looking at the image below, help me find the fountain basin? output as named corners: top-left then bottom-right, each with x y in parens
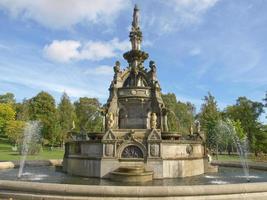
top-left (1, 162), bottom-right (267, 199)
top-left (1, 180), bottom-right (267, 200)
top-left (110, 165), bottom-right (153, 182)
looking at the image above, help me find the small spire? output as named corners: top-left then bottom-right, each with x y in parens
top-left (132, 4), bottom-right (140, 29)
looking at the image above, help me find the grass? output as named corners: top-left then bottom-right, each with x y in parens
top-left (0, 137), bottom-right (64, 161)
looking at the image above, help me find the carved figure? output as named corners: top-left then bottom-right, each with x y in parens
top-left (114, 61), bottom-right (120, 74)
top-left (106, 112), bottom-right (114, 129)
top-left (150, 112), bottom-right (157, 129)
top-left (132, 4), bottom-right (139, 29)
top-left (149, 60), bottom-right (156, 72)
top-left (195, 120), bottom-right (201, 133)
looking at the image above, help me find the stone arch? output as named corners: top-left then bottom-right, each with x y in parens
top-left (117, 141), bottom-right (147, 159)
top-left (122, 71), bottom-right (149, 87)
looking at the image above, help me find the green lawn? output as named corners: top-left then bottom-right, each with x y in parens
top-left (0, 137), bottom-right (64, 161)
top-left (216, 154), bottom-right (244, 161)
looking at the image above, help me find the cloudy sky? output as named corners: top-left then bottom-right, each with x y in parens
top-left (0, 0), bottom-right (266, 122)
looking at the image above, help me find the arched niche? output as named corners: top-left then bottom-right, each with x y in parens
top-left (117, 142), bottom-right (147, 159)
top-left (121, 145), bottom-right (143, 158)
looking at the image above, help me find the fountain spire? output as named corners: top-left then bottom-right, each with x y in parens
top-left (130, 4), bottom-right (142, 51)
top-left (132, 4), bottom-right (140, 29)
top-left (123, 4), bottom-right (148, 70)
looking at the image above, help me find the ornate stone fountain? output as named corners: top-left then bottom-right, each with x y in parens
top-left (63, 5), bottom-right (216, 181)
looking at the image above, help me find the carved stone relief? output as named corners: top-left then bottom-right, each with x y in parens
top-left (150, 143), bottom-right (160, 157)
top-left (105, 144), bottom-right (114, 157)
top-left (186, 144), bottom-right (193, 155)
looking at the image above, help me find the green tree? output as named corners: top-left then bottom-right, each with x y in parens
top-left (0, 103), bottom-right (16, 135)
top-left (224, 97), bottom-right (264, 152)
top-left (28, 91), bottom-right (57, 145)
top-left (15, 99), bottom-right (30, 121)
top-left (162, 93), bottom-right (179, 131)
top-left (254, 124), bottom-right (267, 154)
top-left (232, 120), bottom-right (245, 140)
top-left (199, 92), bottom-right (221, 152)
top-left (58, 92), bottom-right (76, 146)
top-left (74, 97), bottom-right (102, 132)
top-left (0, 92), bottom-right (15, 104)
top-left (162, 93), bottom-right (195, 133)
top-left (4, 120), bottom-right (25, 145)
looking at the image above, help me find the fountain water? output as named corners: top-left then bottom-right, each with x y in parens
top-left (17, 121), bottom-right (41, 178)
top-left (216, 119), bottom-right (250, 182)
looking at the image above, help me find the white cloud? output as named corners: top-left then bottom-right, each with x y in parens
top-left (0, 0), bottom-right (129, 29)
top-left (43, 40), bottom-right (81, 63)
top-left (142, 0), bottom-right (219, 34)
top-left (43, 38), bottom-right (130, 63)
top-left (170, 0), bottom-right (219, 24)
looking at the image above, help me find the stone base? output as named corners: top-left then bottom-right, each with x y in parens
top-left (110, 166), bottom-right (153, 182)
top-left (204, 158), bottom-right (218, 173)
top-left (63, 157), bottom-right (209, 179)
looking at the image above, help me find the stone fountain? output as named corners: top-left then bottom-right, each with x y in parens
top-left (62, 4), bottom-right (216, 182)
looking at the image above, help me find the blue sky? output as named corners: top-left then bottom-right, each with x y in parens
top-left (0, 0), bottom-right (266, 123)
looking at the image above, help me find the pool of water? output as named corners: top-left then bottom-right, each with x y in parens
top-left (1, 166), bottom-right (267, 186)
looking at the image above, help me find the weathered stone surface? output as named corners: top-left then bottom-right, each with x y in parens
top-left (62, 5), bottom-right (210, 180)
top-left (1, 180), bottom-right (267, 199)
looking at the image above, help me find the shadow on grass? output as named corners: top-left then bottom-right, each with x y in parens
top-left (8, 153), bottom-right (20, 156)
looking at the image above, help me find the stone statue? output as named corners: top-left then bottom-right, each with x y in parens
top-left (149, 60), bottom-right (156, 72)
top-left (106, 112), bottom-right (114, 129)
top-left (114, 61), bottom-right (120, 74)
top-left (150, 112), bottom-right (157, 129)
top-left (195, 120), bottom-right (201, 133)
top-left (132, 4), bottom-right (139, 29)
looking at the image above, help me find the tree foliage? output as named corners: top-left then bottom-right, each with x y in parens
top-left (74, 97), bottom-right (102, 132)
top-left (58, 92), bottom-right (76, 145)
top-left (0, 103), bottom-right (16, 135)
top-left (4, 120), bottom-right (25, 145)
top-left (199, 92), bottom-right (221, 151)
top-left (28, 91), bottom-right (57, 144)
top-left (162, 93), bottom-right (195, 133)
top-left (224, 97), bottom-right (264, 151)
top-left (0, 93), bottom-right (15, 104)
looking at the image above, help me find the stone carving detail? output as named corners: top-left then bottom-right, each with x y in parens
top-left (105, 144), bottom-right (114, 157)
top-left (186, 144), bottom-right (193, 155)
top-left (106, 112), bottom-right (114, 129)
top-left (114, 61), bottom-right (120, 74)
top-left (150, 143), bottom-right (159, 157)
top-left (102, 130), bottom-right (116, 140)
top-left (121, 145), bottom-right (143, 158)
top-left (148, 129), bottom-right (161, 141)
top-left (105, 144), bottom-right (114, 156)
top-left (149, 60), bottom-right (156, 73)
top-left (150, 112), bottom-right (157, 129)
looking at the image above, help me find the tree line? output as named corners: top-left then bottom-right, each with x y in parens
top-left (0, 91), bottom-right (102, 147)
top-left (0, 91), bottom-right (266, 156)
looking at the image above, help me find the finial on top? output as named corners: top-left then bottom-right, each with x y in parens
top-left (132, 4), bottom-right (140, 29)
